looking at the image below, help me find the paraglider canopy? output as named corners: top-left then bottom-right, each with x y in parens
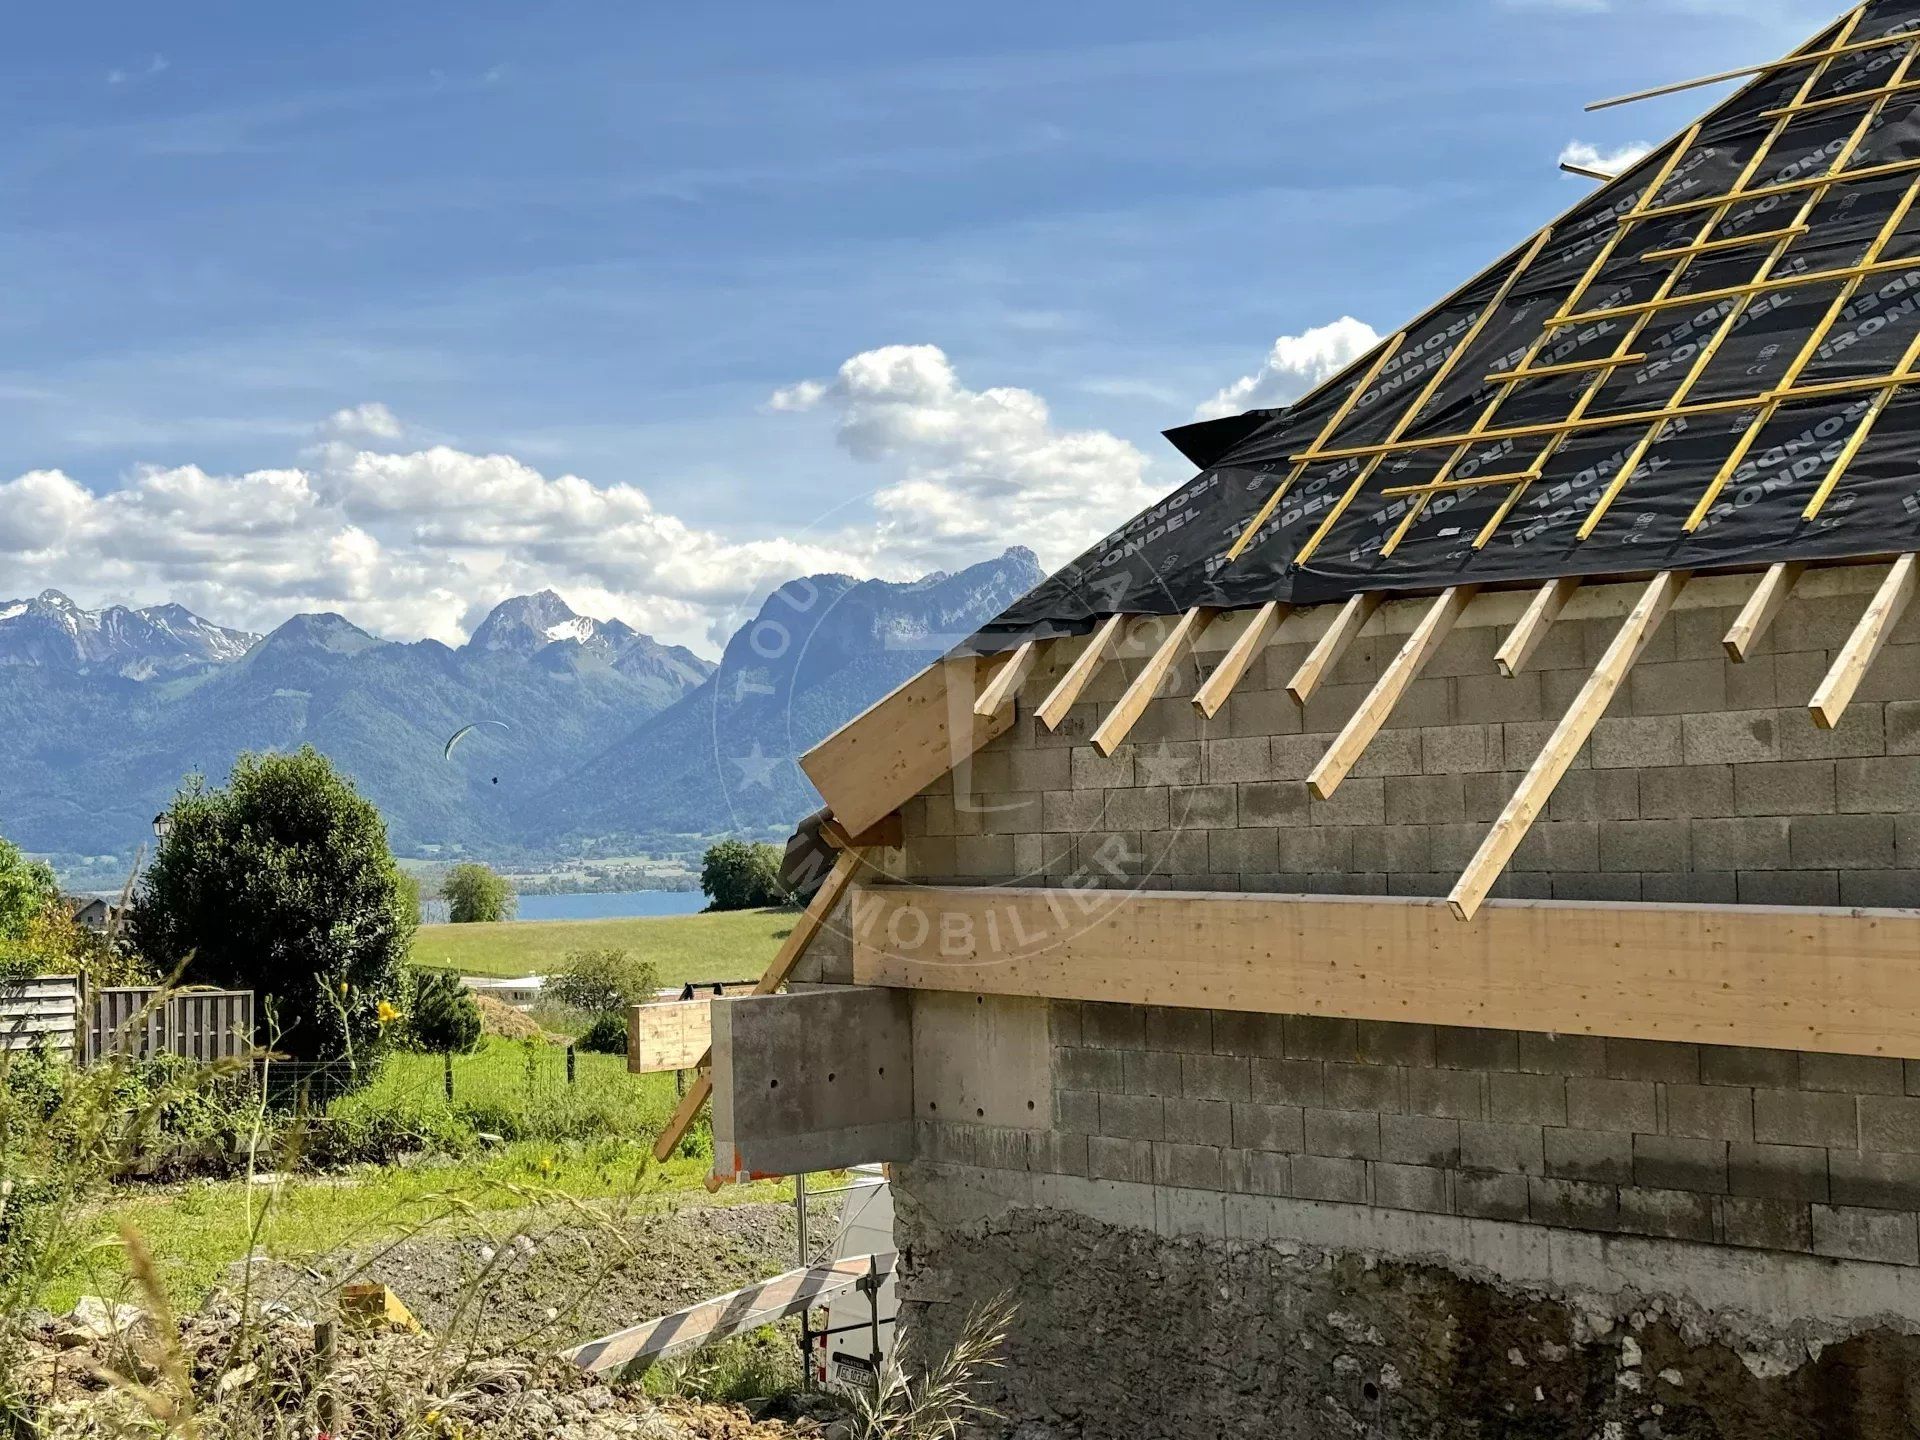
top-left (443, 720), bottom-right (509, 760)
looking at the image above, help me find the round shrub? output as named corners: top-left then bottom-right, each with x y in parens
top-left (576, 1012), bottom-right (628, 1055)
top-left (408, 970), bottom-right (483, 1055)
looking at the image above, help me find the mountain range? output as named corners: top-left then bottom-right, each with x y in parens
top-left (0, 548), bottom-right (1042, 867)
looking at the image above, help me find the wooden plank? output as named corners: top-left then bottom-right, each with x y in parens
top-left (1723, 562), bottom-right (1804, 661)
top-left (1811, 554), bottom-right (1918, 730)
top-left (1286, 593), bottom-right (1381, 705)
top-left (651, 849), bottom-right (865, 1162)
top-left (971, 640), bottom-right (1042, 718)
top-left (1090, 608), bottom-right (1213, 757)
top-left (627, 1000), bottom-right (712, 1074)
top-left (1449, 571), bottom-right (1687, 921)
top-left (1496, 577), bottom-right (1579, 677)
top-left (1193, 602), bottom-right (1289, 719)
top-left (799, 654), bottom-right (1015, 839)
top-left (565, 1253), bottom-right (896, 1376)
top-left (1308, 586), bottom-right (1476, 800)
top-left (852, 885), bottom-right (1920, 1059)
top-left (1034, 614), bottom-right (1124, 732)
top-left (1584, 19), bottom-right (1895, 111)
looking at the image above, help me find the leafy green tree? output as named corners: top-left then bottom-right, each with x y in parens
top-left (700, 839), bottom-right (787, 911)
top-left (128, 748), bottom-right (416, 1063)
top-left (576, 1012), bottom-right (628, 1055)
top-left (406, 969), bottom-right (482, 1055)
top-left (441, 862), bottom-right (516, 924)
top-left (0, 837), bottom-right (58, 948)
top-left (544, 947), bottom-right (660, 1015)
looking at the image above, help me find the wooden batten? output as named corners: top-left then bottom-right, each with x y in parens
top-left (651, 848), bottom-right (865, 1162)
top-left (1811, 554), bottom-right (1917, 730)
top-left (1286, 593), bottom-right (1382, 705)
top-left (853, 884), bottom-right (1920, 1059)
top-left (1724, 561), bottom-right (1804, 661)
top-left (1091, 608), bottom-right (1214, 757)
top-left (1496, 577), bottom-right (1579, 677)
top-left (971, 639), bottom-right (1043, 718)
top-left (1308, 586), bottom-right (1476, 800)
top-left (1193, 601), bottom-right (1288, 719)
top-left (1449, 570), bottom-right (1687, 922)
top-left (1035, 615), bottom-right (1124, 732)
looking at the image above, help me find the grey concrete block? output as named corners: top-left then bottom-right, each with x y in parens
top-left (1033, 1130), bottom-right (1090, 1178)
top-left (1162, 1097), bottom-right (1234, 1149)
top-left (1322, 1061), bottom-right (1403, 1113)
top-left (1454, 1169), bottom-right (1529, 1221)
top-left (1182, 1052), bottom-right (1252, 1103)
top-left (1755, 1089), bottom-right (1858, 1148)
top-left (1463, 771), bottom-right (1522, 822)
top-left (1529, 1176), bottom-right (1619, 1231)
top-left (1205, 736), bottom-right (1275, 784)
top-left (1380, 1113), bottom-right (1461, 1168)
top-left (1236, 780), bottom-right (1309, 828)
top-left (1633, 764), bottom-right (1731, 822)
top-left (1551, 873), bottom-right (1644, 902)
top-left (1566, 1077), bottom-right (1657, 1132)
top-left (1544, 1127), bottom-right (1633, 1184)
top-left (1407, 1066), bottom-right (1487, 1120)
top-left (1098, 1092), bottom-right (1164, 1141)
top-left (1460, 1119), bottom-right (1545, 1175)
top-left (1168, 783), bottom-right (1236, 828)
top-left (1207, 827), bottom-right (1277, 875)
top-left (1131, 698), bottom-right (1201, 746)
top-left (1211, 1010), bottom-right (1287, 1058)
top-left (1351, 727), bottom-right (1423, 778)
top-left (1372, 1161), bottom-right (1452, 1215)
top-left (1041, 788), bottom-right (1106, 832)
top-left (1488, 1071), bottom-right (1567, 1126)
top-left (1142, 1006), bottom-right (1211, 1053)
top-left (1733, 759), bottom-right (1836, 816)
top-left (1516, 1031), bottom-right (1609, 1077)
top-left (1800, 1051), bottom-right (1904, 1095)
top-left (1663, 1083), bottom-right (1754, 1141)
top-left (1274, 827), bottom-right (1356, 872)
top-left (1838, 756), bottom-right (1920, 816)
top-left (1811, 1204), bottom-right (1920, 1265)
top-left (1592, 715), bottom-right (1683, 769)
top-left (1082, 1002), bottom-right (1145, 1051)
top-left (1698, 1044), bottom-right (1797, 1088)
top-left (1088, 1134), bottom-right (1154, 1184)
top-left (1055, 1047), bottom-right (1124, 1092)
top-left (1859, 1094), bottom-right (1920, 1154)
top-left (1680, 710), bottom-right (1779, 765)
top-left (1549, 769), bottom-right (1641, 822)
top-left (1152, 1141), bottom-right (1224, 1191)
top-left (1384, 773), bottom-right (1467, 825)
top-left (1720, 1195), bottom-right (1813, 1252)
top-left (1840, 871), bottom-right (1920, 907)
top-left (1606, 1038), bottom-right (1700, 1084)
top-left (954, 833), bottom-right (1016, 876)
top-left (1223, 686), bottom-right (1303, 740)
top-left (1456, 670), bottom-right (1544, 724)
top-left (1234, 1147), bottom-right (1291, 1197)
top-left (1829, 1149), bottom-right (1920, 1211)
top-left (1232, 1101), bottom-right (1305, 1153)
top-left (1901, 815), bottom-right (1920, 868)
top-left (1736, 870), bottom-right (1840, 906)
top-left (1357, 1020), bottom-right (1435, 1068)
top-left (1048, 1001), bottom-right (1083, 1049)
top-left (1782, 704), bottom-right (1886, 760)
top-left (1307, 778), bottom-right (1386, 828)
top-left (1054, 1090), bottom-right (1100, 1135)
top-left (1013, 832), bottom-right (1075, 880)
top-left (1101, 787), bottom-right (1169, 831)
top-left (1354, 824), bottom-right (1434, 876)
top-left (1434, 1025), bottom-right (1519, 1072)
top-left (1512, 820), bottom-right (1599, 873)
top-left (1632, 659), bottom-right (1727, 717)
top-left (1289, 1154), bottom-right (1369, 1204)
top-left (1121, 1049), bottom-right (1181, 1097)
top-left (1071, 745), bottom-right (1135, 790)
top-left (1890, 699), bottom-right (1920, 755)
top-left (1729, 1142), bottom-right (1828, 1202)
top-left (1633, 1134), bottom-right (1728, 1193)
top-left (1251, 1057), bottom-right (1325, 1106)
top-left (1009, 746), bottom-right (1072, 793)
top-left (1617, 1185), bottom-right (1717, 1242)
top-left (1303, 1106), bottom-right (1381, 1160)
top-left (1789, 813), bottom-right (1897, 869)
top-left (1285, 1015), bottom-right (1361, 1062)
top-left (1422, 724), bottom-right (1503, 774)
top-left (1597, 819), bottom-right (1688, 873)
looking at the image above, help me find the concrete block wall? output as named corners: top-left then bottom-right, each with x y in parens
top-left (914, 1001), bottom-right (1920, 1267)
top-left (893, 588), bottom-right (1920, 906)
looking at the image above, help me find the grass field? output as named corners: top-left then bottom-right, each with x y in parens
top-left (411, 907), bottom-right (796, 983)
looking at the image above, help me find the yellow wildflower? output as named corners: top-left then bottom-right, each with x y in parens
top-left (377, 1000), bottom-right (400, 1025)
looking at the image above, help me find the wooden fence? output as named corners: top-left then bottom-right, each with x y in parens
top-left (87, 987), bottom-right (255, 1063)
top-left (0, 975), bottom-right (80, 1055)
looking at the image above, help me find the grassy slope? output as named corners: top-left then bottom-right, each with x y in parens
top-left (411, 907), bottom-right (796, 982)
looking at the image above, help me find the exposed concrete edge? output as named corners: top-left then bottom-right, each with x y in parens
top-left (901, 1162), bottom-right (1920, 1339)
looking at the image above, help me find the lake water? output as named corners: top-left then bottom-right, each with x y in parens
top-left (514, 890), bottom-right (707, 921)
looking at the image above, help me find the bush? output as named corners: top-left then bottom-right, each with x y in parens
top-left (700, 839), bottom-right (786, 911)
top-left (576, 1012), bottom-right (628, 1055)
top-left (407, 970), bottom-right (482, 1055)
top-left (129, 749), bottom-right (415, 1063)
top-left (441, 862), bottom-right (516, 924)
top-left (544, 948), bottom-right (660, 1016)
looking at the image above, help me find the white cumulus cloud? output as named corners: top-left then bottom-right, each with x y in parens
top-left (1195, 317), bottom-right (1384, 421)
top-left (1559, 140), bottom-right (1652, 176)
top-left (322, 401), bottom-right (405, 441)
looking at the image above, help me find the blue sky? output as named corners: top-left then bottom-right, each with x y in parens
top-left (0, 0), bottom-right (1845, 651)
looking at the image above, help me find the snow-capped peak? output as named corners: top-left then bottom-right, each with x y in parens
top-left (0, 592), bottom-right (260, 679)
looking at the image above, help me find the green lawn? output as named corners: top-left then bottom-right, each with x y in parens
top-left (411, 907), bottom-right (795, 983)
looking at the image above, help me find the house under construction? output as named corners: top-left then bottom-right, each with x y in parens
top-left (652, 3), bottom-right (1920, 1431)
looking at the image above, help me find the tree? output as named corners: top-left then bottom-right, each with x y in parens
top-left (128, 748), bottom-right (416, 1063)
top-left (543, 947), bottom-right (660, 1016)
top-left (0, 838), bottom-right (58, 949)
top-left (441, 862), bottom-right (516, 924)
top-left (700, 839), bottom-right (786, 911)
top-left (406, 969), bottom-right (482, 1055)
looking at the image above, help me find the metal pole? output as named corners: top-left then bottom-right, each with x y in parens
top-left (567, 1044), bottom-right (576, 1086)
top-left (443, 1050), bottom-right (453, 1101)
top-left (795, 1172), bottom-right (809, 1267)
top-left (867, 1257), bottom-right (882, 1372)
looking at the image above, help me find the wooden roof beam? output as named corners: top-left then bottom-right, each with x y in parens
top-left (1091, 608), bottom-right (1214, 757)
top-left (1496, 577), bottom-right (1579, 678)
top-left (1450, 571), bottom-right (1687, 921)
top-left (1811, 554), bottom-right (1916, 730)
top-left (1193, 602), bottom-right (1288, 720)
top-left (1723, 562), bottom-right (1803, 661)
top-left (1034, 615), bottom-right (1124, 732)
top-left (971, 639), bottom-right (1044, 718)
top-left (1286, 593), bottom-right (1381, 706)
top-left (1309, 586), bottom-right (1476, 800)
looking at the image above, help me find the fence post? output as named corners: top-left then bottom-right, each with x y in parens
top-left (443, 1050), bottom-right (454, 1101)
top-left (567, 1044), bottom-right (576, 1086)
